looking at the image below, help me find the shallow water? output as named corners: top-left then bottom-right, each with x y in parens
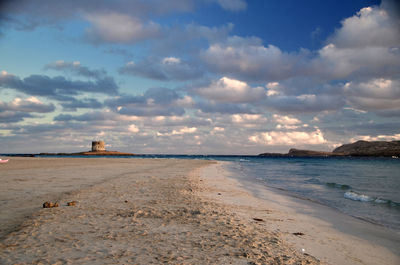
top-left (226, 157), bottom-right (400, 231)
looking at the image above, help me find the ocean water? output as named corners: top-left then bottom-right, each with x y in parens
top-left (4, 154), bottom-right (400, 230)
top-left (223, 156), bottom-right (400, 231)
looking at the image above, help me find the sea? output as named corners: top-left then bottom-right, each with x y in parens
top-left (5, 154), bottom-right (400, 231)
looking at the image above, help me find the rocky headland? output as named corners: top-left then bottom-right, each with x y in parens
top-left (259, 140), bottom-right (400, 157)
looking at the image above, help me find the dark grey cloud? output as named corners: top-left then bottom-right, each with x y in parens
top-left (1, 0), bottom-right (238, 46)
top-left (44, 61), bottom-right (107, 79)
top-left (0, 111), bottom-right (34, 123)
top-left (1, 0), bottom-right (196, 27)
top-left (325, 122), bottom-right (400, 137)
top-left (0, 97), bottom-right (55, 123)
top-left (0, 72), bottom-right (118, 100)
top-left (54, 111), bottom-right (114, 122)
top-left (195, 100), bottom-right (255, 114)
top-left (60, 98), bottom-right (103, 111)
top-left (0, 98), bottom-right (55, 113)
top-left (1, 0), bottom-right (244, 30)
top-left (105, 87), bottom-right (186, 116)
top-left (264, 94), bottom-right (345, 113)
top-left (119, 57), bottom-right (204, 81)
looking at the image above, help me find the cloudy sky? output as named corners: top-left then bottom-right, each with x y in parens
top-left (0, 0), bottom-right (399, 154)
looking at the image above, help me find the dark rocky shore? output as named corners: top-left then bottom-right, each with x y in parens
top-left (259, 140), bottom-right (400, 157)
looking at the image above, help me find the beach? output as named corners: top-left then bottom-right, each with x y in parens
top-left (0, 157), bottom-right (398, 264)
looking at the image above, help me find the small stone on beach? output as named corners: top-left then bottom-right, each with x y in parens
top-left (253, 218), bottom-right (264, 222)
top-left (43, 201), bottom-right (59, 208)
top-left (67, 201), bottom-right (78, 206)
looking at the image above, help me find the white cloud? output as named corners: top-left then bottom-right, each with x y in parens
top-left (330, 6), bottom-right (400, 48)
top-left (157, 126), bottom-right (197, 136)
top-left (344, 78), bottom-right (400, 110)
top-left (195, 77), bottom-right (266, 103)
top-left (316, 44), bottom-right (400, 79)
top-left (231, 114), bottom-right (265, 124)
top-left (350, 134), bottom-right (400, 142)
top-left (314, 3), bottom-right (400, 79)
top-left (249, 129), bottom-right (326, 146)
top-left (128, 124), bottom-right (139, 133)
top-left (85, 12), bottom-right (161, 43)
top-left (202, 37), bottom-right (302, 81)
top-left (172, 126), bottom-right (197, 135)
top-left (202, 2), bottom-right (399, 83)
top-left (273, 114), bottom-right (301, 125)
top-left (212, 126), bottom-right (225, 132)
top-left (162, 57), bottom-right (181, 64)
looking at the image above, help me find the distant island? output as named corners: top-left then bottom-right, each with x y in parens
top-left (38, 141), bottom-right (137, 157)
top-left (259, 140), bottom-right (400, 157)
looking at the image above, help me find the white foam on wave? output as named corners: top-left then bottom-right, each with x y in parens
top-left (344, 191), bottom-right (374, 202)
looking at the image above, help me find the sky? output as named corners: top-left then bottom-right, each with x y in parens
top-left (0, 0), bottom-right (399, 154)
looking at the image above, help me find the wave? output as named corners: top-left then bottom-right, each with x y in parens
top-left (344, 191), bottom-right (400, 207)
top-left (326, 182), bottom-right (351, 190)
top-left (344, 191), bottom-right (374, 202)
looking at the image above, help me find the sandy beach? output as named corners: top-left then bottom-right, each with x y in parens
top-left (0, 158), bottom-right (398, 264)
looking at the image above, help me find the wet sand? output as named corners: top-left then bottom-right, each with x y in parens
top-left (0, 157), bottom-right (397, 264)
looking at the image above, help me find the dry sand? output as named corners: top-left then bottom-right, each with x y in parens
top-left (0, 157), bottom-right (398, 264)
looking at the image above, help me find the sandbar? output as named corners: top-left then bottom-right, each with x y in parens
top-left (1, 157), bottom-right (398, 264)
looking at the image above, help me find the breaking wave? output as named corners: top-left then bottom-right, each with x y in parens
top-left (344, 191), bottom-right (400, 207)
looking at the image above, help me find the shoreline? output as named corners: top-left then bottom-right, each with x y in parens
top-left (199, 162), bottom-right (400, 265)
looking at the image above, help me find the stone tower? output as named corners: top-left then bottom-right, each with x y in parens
top-left (92, 141), bottom-right (106, 152)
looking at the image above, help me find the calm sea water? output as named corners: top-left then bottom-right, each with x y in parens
top-left (224, 156), bottom-right (400, 231)
top-left (5, 154), bottom-right (400, 230)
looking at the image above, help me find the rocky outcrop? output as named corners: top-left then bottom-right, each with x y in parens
top-left (259, 149), bottom-right (339, 157)
top-left (287, 148), bottom-right (338, 157)
top-left (259, 140), bottom-right (400, 157)
top-left (77, 151), bottom-right (136, 156)
top-left (332, 140), bottom-right (400, 156)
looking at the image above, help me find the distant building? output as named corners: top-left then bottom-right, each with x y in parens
top-left (92, 141), bottom-right (105, 152)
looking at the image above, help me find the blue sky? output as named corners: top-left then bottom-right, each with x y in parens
top-left (0, 0), bottom-right (399, 154)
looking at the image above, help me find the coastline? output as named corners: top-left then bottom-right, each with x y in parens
top-left (199, 162), bottom-right (400, 265)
